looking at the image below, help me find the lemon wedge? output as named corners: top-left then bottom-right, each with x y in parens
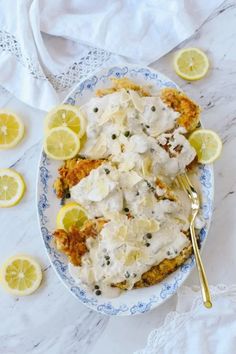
top-left (189, 129), bottom-right (222, 164)
top-left (174, 48), bottom-right (209, 81)
top-left (0, 255), bottom-right (42, 296)
top-left (44, 126), bottom-right (80, 160)
top-left (0, 110), bottom-right (24, 149)
top-left (44, 104), bottom-right (86, 138)
top-left (56, 202), bottom-right (88, 232)
top-left (0, 169), bottom-right (25, 208)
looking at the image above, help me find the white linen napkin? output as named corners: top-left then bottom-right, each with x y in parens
top-left (135, 285), bottom-right (236, 354)
top-left (0, 0), bottom-right (223, 111)
top-left (39, 0), bottom-right (223, 64)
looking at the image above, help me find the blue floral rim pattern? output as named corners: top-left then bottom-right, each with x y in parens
top-left (37, 65), bottom-right (214, 316)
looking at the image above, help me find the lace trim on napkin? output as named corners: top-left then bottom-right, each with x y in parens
top-left (45, 48), bottom-right (111, 92)
top-left (135, 284), bottom-right (236, 354)
top-left (0, 30), bottom-right (111, 92)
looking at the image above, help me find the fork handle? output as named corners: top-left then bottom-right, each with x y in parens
top-left (190, 223), bottom-right (212, 308)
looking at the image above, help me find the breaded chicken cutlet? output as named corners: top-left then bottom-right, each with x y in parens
top-left (53, 218), bottom-right (192, 289)
top-left (117, 242), bottom-right (192, 289)
top-left (53, 164), bottom-right (191, 288)
top-left (96, 78), bottom-right (200, 132)
top-left (54, 158), bottom-right (105, 199)
top-left (54, 219), bottom-right (107, 266)
top-left (160, 88), bottom-right (200, 132)
top-left (54, 157), bottom-right (177, 202)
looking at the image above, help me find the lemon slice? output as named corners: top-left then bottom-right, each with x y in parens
top-left (0, 169), bottom-right (25, 208)
top-left (174, 48), bottom-right (209, 81)
top-left (0, 110), bottom-right (24, 149)
top-left (44, 104), bottom-right (86, 138)
top-left (57, 202), bottom-right (88, 231)
top-left (0, 255), bottom-right (42, 296)
top-left (189, 129), bottom-right (222, 164)
top-left (80, 133), bottom-right (87, 150)
top-left (44, 126), bottom-right (80, 160)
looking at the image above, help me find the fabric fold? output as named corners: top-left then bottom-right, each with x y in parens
top-left (135, 285), bottom-right (236, 354)
top-left (39, 0), bottom-right (223, 63)
top-left (0, 0), bottom-right (223, 110)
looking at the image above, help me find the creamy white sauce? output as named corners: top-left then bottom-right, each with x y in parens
top-left (80, 91), bottom-right (195, 179)
top-left (79, 89), bottom-right (181, 161)
top-left (135, 128), bottom-right (196, 180)
top-left (70, 163), bottom-right (123, 218)
top-left (71, 213), bottom-right (190, 297)
top-left (68, 88), bottom-right (199, 297)
top-left (141, 96), bottom-right (179, 136)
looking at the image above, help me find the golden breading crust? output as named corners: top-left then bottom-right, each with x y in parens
top-left (54, 158), bottom-right (105, 198)
top-left (115, 243), bottom-right (192, 289)
top-left (160, 88), bottom-right (200, 132)
top-left (96, 78), bottom-right (150, 97)
top-left (53, 219), bottom-right (107, 266)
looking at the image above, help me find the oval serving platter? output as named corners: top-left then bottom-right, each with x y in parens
top-left (37, 65), bottom-right (214, 316)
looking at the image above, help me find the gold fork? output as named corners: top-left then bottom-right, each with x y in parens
top-left (177, 172), bottom-right (212, 309)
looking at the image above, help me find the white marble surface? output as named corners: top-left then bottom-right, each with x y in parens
top-left (1, 1), bottom-right (236, 353)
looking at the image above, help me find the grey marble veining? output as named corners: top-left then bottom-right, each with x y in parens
top-left (1, 1), bottom-right (236, 353)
